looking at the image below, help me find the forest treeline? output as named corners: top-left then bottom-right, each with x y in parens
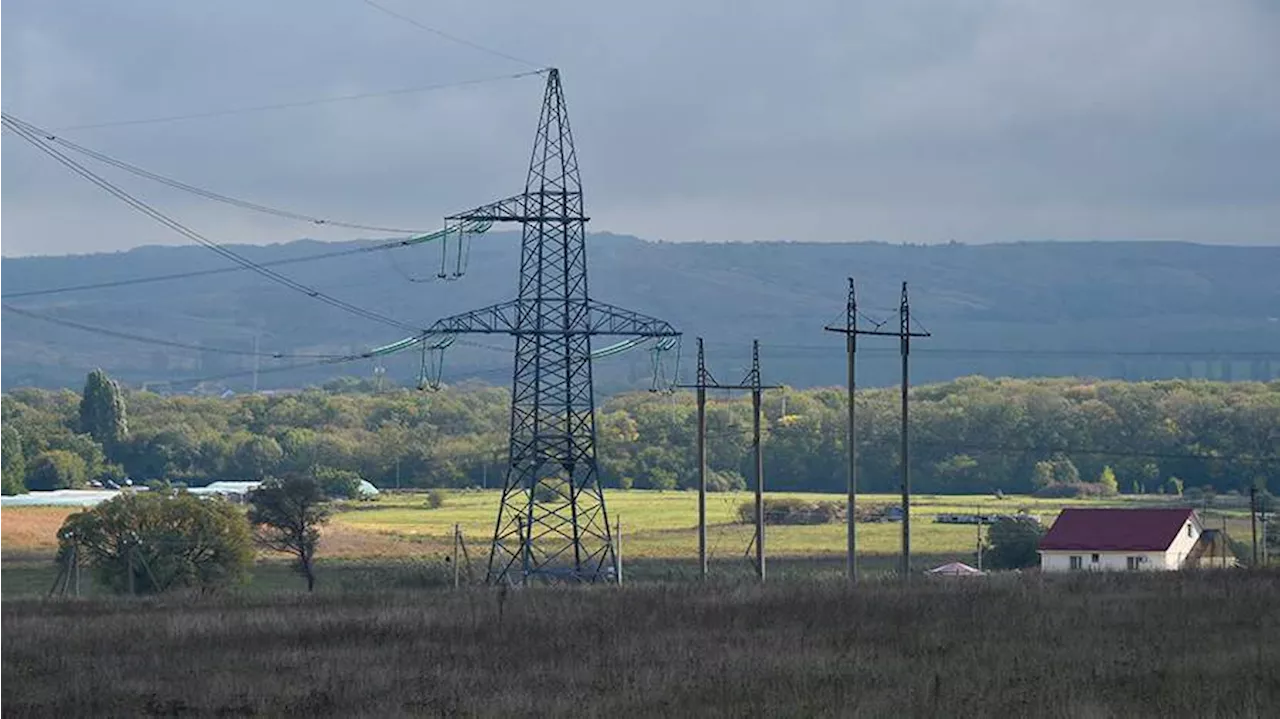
top-left (2, 376), bottom-right (1277, 497)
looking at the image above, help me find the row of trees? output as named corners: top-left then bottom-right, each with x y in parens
top-left (3, 373), bottom-right (1277, 496)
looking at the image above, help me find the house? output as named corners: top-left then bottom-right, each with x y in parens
top-left (1039, 507), bottom-right (1229, 572)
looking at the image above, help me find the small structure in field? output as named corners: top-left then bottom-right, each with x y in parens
top-left (1039, 507), bottom-right (1233, 572)
top-left (927, 561), bottom-right (986, 577)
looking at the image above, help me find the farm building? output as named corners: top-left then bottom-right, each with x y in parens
top-left (1039, 507), bottom-right (1233, 572)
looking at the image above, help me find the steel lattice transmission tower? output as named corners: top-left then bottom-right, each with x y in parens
top-left (422, 68), bottom-right (679, 583)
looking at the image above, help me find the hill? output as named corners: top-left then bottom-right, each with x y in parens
top-left (3, 236), bottom-right (1279, 391)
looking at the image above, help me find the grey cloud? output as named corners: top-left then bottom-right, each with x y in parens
top-left (2, 0), bottom-right (1277, 256)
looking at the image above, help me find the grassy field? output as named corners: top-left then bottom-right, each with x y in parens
top-left (3, 572), bottom-right (1278, 717)
top-left (1, 490), bottom-right (1259, 597)
top-left (326, 490), bottom-right (1181, 559)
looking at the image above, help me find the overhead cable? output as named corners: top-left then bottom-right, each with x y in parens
top-left (53, 69), bottom-right (546, 131)
top-left (361, 0), bottom-right (546, 70)
top-left (2, 113), bottom-right (423, 334)
top-left (12, 118), bottom-right (425, 234)
top-left (1, 304), bottom-right (346, 359)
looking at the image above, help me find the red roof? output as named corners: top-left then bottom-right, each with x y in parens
top-left (1039, 507), bottom-right (1196, 552)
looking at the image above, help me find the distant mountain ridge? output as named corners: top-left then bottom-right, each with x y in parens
top-left (3, 235), bottom-right (1279, 392)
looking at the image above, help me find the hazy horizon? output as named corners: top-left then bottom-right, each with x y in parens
top-left (3, 1), bottom-right (1278, 256)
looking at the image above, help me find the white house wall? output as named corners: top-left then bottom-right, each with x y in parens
top-left (1042, 550), bottom-right (1170, 572)
top-left (1164, 517), bottom-right (1203, 569)
top-left (1040, 516), bottom-right (1203, 572)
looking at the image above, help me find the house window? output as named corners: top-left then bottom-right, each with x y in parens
top-left (1091, 553), bottom-right (1100, 563)
top-left (1070, 556), bottom-right (1083, 570)
top-left (1127, 556), bottom-right (1143, 570)
top-left (1187, 523), bottom-right (1193, 538)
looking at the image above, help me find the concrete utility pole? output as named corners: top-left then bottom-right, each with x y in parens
top-left (679, 338), bottom-right (778, 581)
top-left (899, 283), bottom-right (912, 579)
top-left (750, 341), bottom-right (767, 582)
top-left (1251, 485), bottom-right (1259, 567)
top-left (825, 279), bottom-right (928, 581)
top-left (697, 339), bottom-right (708, 579)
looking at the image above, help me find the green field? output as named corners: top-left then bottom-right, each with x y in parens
top-left (3, 489), bottom-right (1259, 597)
top-left (329, 489), bottom-right (1194, 560)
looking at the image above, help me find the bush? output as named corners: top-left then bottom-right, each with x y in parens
top-left (739, 498), bottom-right (843, 525)
top-left (985, 517), bottom-right (1047, 570)
top-left (57, 491), bottom-right (253, 594)
top-left (425, 489), bottom-right (447, 509)
top-left (533, 478), bottom-right (570, 503)
top-left (26, 449), bottom-right (88, 490)
top-left (315, 467), bottom-right (362, 500)
top-left (1032, 482), bottom-right (1113, 499)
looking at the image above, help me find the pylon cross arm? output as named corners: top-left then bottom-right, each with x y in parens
top-left (445, 193), bottom-right (589, 223)
top-left (422, 298), bottom-right (679, 338)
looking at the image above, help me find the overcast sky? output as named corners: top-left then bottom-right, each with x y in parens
top-left (3, 0), bottom-right (1278, 256)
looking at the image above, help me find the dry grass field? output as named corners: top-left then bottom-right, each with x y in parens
top-left (3, 572), bottom-right (1278, 717)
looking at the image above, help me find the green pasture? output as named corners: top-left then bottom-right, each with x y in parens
top-left (331, 489), bottom-right (1186, 559)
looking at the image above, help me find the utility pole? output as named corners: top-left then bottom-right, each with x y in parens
top-left (614, 514), bottom-right (623, 585)
top-left (899, 283), bottom-right (912, 579)
top-left (678, 338), bottom-right (778, 581)
top-left (748, 340), bottom-right (767, 582)
top-left (1251, 485), bottom-right (1259, 567)
top-left (419, 69), bottom-right (679, 584)
top-left (453, 523), bottom-right (461, 588)
top-left (251, 332), bottom-right (261, 393)
top-left (697, 339), bottom-right (709, 579)
top-left (824, 278), bottom-right (928, 582)
top-left (976, 516), bottom-right (984, 572)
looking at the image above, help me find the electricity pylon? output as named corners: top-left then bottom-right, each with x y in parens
top-left (422, 69), bottom-right (679, 583)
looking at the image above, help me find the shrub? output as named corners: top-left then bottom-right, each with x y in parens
top-left (57, 491), bottom-right (253, 594)
top-left (425, 489), bottom-right (447, 509)
top-left (985, 517), bottom-right (1047, 570)
top-left (315, 467), bottom-right (362, 499)
top-left (739, 498), bottom-right (843, 525)
top-left (533, 478), bottom-right (570, 503)
top-left (1032, 482), bottom-right (1112, 499)
top-left (26, 449), bottom-right (89, 490)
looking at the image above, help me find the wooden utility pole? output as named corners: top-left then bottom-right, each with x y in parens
top-left (679, 338), bottom-right (778, 581)
top-left (453, 523), bottom-right (461, 588)
top-left (614, 515), bottom-right (623, 585)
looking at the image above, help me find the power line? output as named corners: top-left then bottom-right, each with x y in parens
top-left (53, 69), bottom-right (546, 132)
top-left (908, 440), bottom-right (1280, 465)
top-left (0, 304), bottom-right (347, 359)
top-left (15, 119), bottom-right (425, 234)
top-left (2, 233), bottom-right (453, 299)
top-left (739, 342), bottom-right (1279, 360)
top-left (2, 113), bottom-right (423, 334)
top-left (361, 0), bottom-right (545, 70)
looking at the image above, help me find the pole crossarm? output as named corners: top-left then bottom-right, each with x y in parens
top-left (422, 298), bottom-right (679, 338)
top-left (824, 325), bottom-right (930, 338)
top-left (445, 192), bottom-right (590, 224)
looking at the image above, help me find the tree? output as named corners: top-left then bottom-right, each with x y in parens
top-left (1098, 466), bottom-right (1119, 496)
top-left (985, 518), bottom-right (1047, 570)
top-left (314, 466), bottom-right (362, 499)
top-left (57, 491), bottom-right (253, 594)
top-left (231, 435), bottom-right (283, 481)
top-left (248, 475), bottom-right (330, 591)
top-left (26, 450), bottom-right (88, 491)
top-left (79, 369), bottom-right (128, 457)
top-left (1167, 476), bottom-right (1184, 497)
top-left (2, 425), bottom-right (27, 495)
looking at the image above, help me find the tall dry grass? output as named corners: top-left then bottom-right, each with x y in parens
top-left (3, 571), bottom-right (1278, 717)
